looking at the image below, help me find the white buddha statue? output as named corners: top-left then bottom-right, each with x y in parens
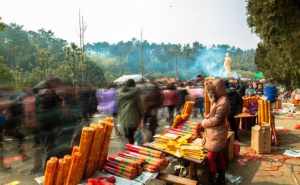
top-left (224, 52), bottom-right (233, 78)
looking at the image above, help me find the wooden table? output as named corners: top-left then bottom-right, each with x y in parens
top-left (144, 143), bottom-right (206, 179)
top-left (234, 113), bottom-right (257, 130)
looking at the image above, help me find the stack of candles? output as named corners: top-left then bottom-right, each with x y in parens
top-left (257, 98), bottom-right (271, 125)
top-left (43, 117), bottom-right (114, 185)
top-left (104, 144), bottom-right (168, 179)
top-left (104, 155), bottom-right (142, 179)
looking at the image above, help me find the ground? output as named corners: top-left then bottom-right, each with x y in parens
top-left (1, 110), bottom-right (300, 185)
top-left (228, 112), bottom-right (300, 185)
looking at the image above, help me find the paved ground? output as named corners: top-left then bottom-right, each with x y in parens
top-left (1, 110), bottom-right (300, 185)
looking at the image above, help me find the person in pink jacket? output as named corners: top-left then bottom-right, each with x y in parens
top-left (201, 79), bottom-right (229, 185)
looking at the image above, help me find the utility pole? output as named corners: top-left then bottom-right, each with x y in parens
top-left (78, 10), bottom-right (87, 84)
top-left (140, 29), bottom-right (144, 78)
top-left (175, 54), bottom-right (179, 81)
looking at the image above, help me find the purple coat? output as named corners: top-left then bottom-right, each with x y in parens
top-left (96, 88), bottom-right (117, 115)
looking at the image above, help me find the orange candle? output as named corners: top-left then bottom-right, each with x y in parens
top-left (77, 127), bottom-right (95, 181)
top-left (44, 157), bottom-right (58, 185)
top-left (85, 124), bottom-right (104, 178)
top-left (63, 155), bottom-right (72, 185)
top-left (65, 152), bottom-right (82, 185)
top-left (54, 159), bottom-right (66, 185)
top-left (98, 121), bottom-right (113, 169)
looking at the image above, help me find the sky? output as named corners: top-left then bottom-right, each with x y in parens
top-left (0, 0), bottom-right (260, 49)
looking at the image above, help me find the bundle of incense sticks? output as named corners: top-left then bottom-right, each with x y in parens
top-left (125, 144), bottom-right (163, 158)
top-left (172, 101), bottom-right (194, 128)
top-left (85, 124), bottom-right (104, 178)
top-left (182, 101), bottom-right (194, 115)
top-left (65, 152), bottom-right (82, 185)
top-left (44, 157), bottom-right (58, 185)
top-left (54, 159), bottom-right (66, 185)
top-left (104, 155), bottom-right (142, 179)
top-left (104, 146), bottom-right (168, 178)
top-left (258, 98), bottom-right (271, 125)
top-left (42, 116), bottom-right (115, 185)
top-left (204, 80), bottom-right (211, 115)
top-left (77, 127), bottom-right (95, 181)
top-left (118, 151), bottom-right (167, 172)
top-left (63, 155), bottom-right (72, 185)
top-left (98, 121), bottom-right (114, 169)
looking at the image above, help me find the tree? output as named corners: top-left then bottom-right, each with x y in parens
top-left (0, 17), bottom-right (5, 31)
top-left (247, 0), bottom-right (300, 88)
top-left (0, 56), bottom-right (12, 84)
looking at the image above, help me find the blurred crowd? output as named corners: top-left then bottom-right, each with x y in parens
top-left (0, 75), bottom-right (298, 175)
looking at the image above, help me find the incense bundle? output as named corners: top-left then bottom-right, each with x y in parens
top-left (86, 124), bottom-right (104, 178)
top-left (118, 152), bottom-right (145, 165)
top-left (65, 152), bottom-right (82, 185)
top-left (98, 121), bottom-right (113, 169)
top-left (144, 164), bottom-right (159, 172)
top-left (105, 155), bottom-right (141, 179)
top-left (78, 127), bottom-right (95, 181)
top-left (257, 100), bottom-right (262, 124)
top-left (63, 155), bottom-right (72, 185)
top-left (182, 101), bottom-right (193, 115)
top-left (44, 157), bottom-right (58, 185)
top-left (105, 160), bottom-right (139, 175)
top-left (260, 100), bottom-right (265, 123)
top-left (121, 151), bottom-right (164, 166)
top-left (72, 146), bottom-right (80, 155)
top-left (104, 165), bottom-right (136, 179)
top-left (107, 155), bottom-right (139, 167)
top-left (263, 100), bottom-right (268, 123)
top-left (172, 115), bottom-right (183, 128)
top-left (204, 81), bottom-right (211, 115)
top-left (266, 101), bottom-right (270, 122)
top-left (125, 144), bottom-right (163, 158)
top-left (54, 159), bottom-right (66, 185)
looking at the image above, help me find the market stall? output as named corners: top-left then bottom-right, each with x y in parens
top-left (143, 99), bottom-right (210, 178)
top-left (38, 117), bottom-right (173, 185)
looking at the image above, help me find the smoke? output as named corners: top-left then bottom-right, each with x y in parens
top-left (192, 47), bottom-right (238, 78)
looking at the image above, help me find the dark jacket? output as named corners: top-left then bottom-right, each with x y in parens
top-left (227, 89), bottom-right (243, 117)
top-left (117, 87), bottom-right (143, 129)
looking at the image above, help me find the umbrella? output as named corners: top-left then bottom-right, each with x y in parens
top-left (113, 74), bottom-right (148, 85)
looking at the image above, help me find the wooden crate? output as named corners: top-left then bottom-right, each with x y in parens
top-left (251, 125), bottom-right (271, 154)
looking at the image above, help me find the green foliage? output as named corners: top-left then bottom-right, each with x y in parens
top-left (0, 20), bottom-right (257, 88)
top-left (0, 17), bottom-right (4, 31)
top-left (87, 42), bottom-right (257, 80)
top-left (247, 0), bottom-right (300, 88)
top-left (0, 23), bottom-right (105, 89)
top-left (0, 56), bottom-right (13, 84)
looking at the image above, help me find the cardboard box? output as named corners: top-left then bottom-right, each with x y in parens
top-left (251, 125), bottom-right (271, 154)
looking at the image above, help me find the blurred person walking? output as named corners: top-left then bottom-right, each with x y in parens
top-left (162, 83), bottom-right (179, 124)
top-left (117, 79), bottom-right (144, 144)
